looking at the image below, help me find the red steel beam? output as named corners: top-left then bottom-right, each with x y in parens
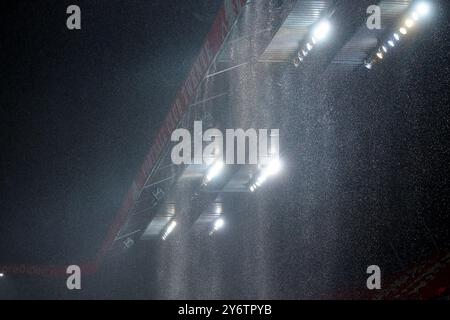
top-left (94, 0), bottom-right (247, 268)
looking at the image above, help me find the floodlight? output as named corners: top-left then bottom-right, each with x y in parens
top-left (415, 2), bottom-right (430, 17)
top-left (162, 220), bottom-right (177, 240)
top-left (405, 18), bottom-right (415, 28)
top-left (205, 160), bottom-right (224, 182)
top-left (312, 20), bottom-right (331, 41)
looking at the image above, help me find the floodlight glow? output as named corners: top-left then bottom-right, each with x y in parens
top-left (399, 27), bottom-right (408, 35)
top-left (205, 160), bottom-right (224, 182)
top-left (162, 220), bottom-right (177, 240)
top-left (376, 52), bottom-right (384, 59)
top-left (311, 36), bottom-right (317, 44)
top-left (214, 218), bottom-right (224, 230)
top-left (394, 33), bottom-right (400, 41)
top-left (415, 2), bottom-right (430, 17)
top-left (411, 11), bottom-right (419, 21)
top-left (388, 40), bottom-right (395, 47)
top-left (405, 18), bottom-right (415, 28)
top-left (250, 158), bottom-right (282, 192)
top-left (264, 158), bottom-right (282, 177)
top-left (167, 221), bottom-right (176, 233)
top-left (306, 43), bottom-right (313, 51)
top-left (312, 20), bottom-right (331, 41)
top-left (382, 46), bottom-right (388, 53)
top-left (209, 217), bottom-right (225, 235)
top-left (0, 273), bottom-right (4, 278)
top-left (364, 61), bottom-right (373, 70)
top-left (302, 49), bottom-right (308, 57)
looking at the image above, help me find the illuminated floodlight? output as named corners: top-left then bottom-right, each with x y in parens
top-left (162, 220), bottom-right (177, 240)
top-left (393, 33), bottom-right (400, 41)
top-left (312, 20), bottom-right (331, 42)
top-left (399, 27), bottom-right (408, 35)
top-left (205, 160), bottom-right (224, 183)
top-left (376, 51), bottom-right (384, 59)
top-left (0, 273), bottom-right (4, 278)
top-left (214, 218), bottom-right (224, 230)
top-left (415, 2), bottom-right (430, 17)
top-left (311, 36), bottom-right (317, 44)
top-left (306, 42), bottom-right (313, 51)
top-left (263, 158), bottom-right (282, 177)
top-left (302, 49), bottom-right (308, 57)
top-left (411, 11), bottom-right (419, 21)
top-left (405, 18), bottom-right (415, 28)
top-left (364, 61), bottom-right (373, 70)
top-left (382, 46), bottom-right (388, 53)
top-left (388, 40), bottom-right (395, 47)
top-left (209, 218), bottom-right (225, 235)
top-left (250, 158), bottom-right (282, 192)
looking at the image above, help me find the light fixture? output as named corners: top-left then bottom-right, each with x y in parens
top-left (312, 20), bottom-right (331, 41)
top-left (415, 2), bottom-right (430, 17)
top-left (364, 2), bottom-right (431, 72)
top-left (306, 43), bottom-right (313, 51)
top-left (249, 158), bottom-right (282, 192)
top-left (302, 49), bottom-right (308, 57)
top-left (205, 160), bottom-right (224, 183)
top-left (0, 273), bottom-right (4, 278)
top-left (263, 158), bottom-right (282, 177)
top-left (214, 218), bottom-right (224, 230)
top-left (293, 57), bottom-right (300, 67)
top-left (162, 220), bottom-right (177, 240)
top-left (209, 218), bottom-right (225, 235)
top-left (405, 18), bottom-right (415, 28)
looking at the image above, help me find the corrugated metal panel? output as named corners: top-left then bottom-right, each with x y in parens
top-left (331, 0), bottom-right (412, 67)
top-left (332, 28), bottom-right (379, 65)
top-left (260, 0), bottom-right (331, 62)
top-left (141, 203), bottom-right (176, 239)
top-left (191, 202), bottom-right (222, 233)
top-left (380, 0), bottom-right (412, 24)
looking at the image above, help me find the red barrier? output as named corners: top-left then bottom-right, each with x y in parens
top-left (0, 0), bottom-right (246, 277)
top-left (95, 0), bottom-right (246, 269)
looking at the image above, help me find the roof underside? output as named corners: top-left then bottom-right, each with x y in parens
top-left (114, 0), bottom-right (416, 246)
top-left (259, 0), bottom-right (333, 62)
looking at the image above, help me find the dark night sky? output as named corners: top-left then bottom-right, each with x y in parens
top-left (1, 0), bottom-right (223, 264)
top-left (1, 0), bottom-right (450, 300)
